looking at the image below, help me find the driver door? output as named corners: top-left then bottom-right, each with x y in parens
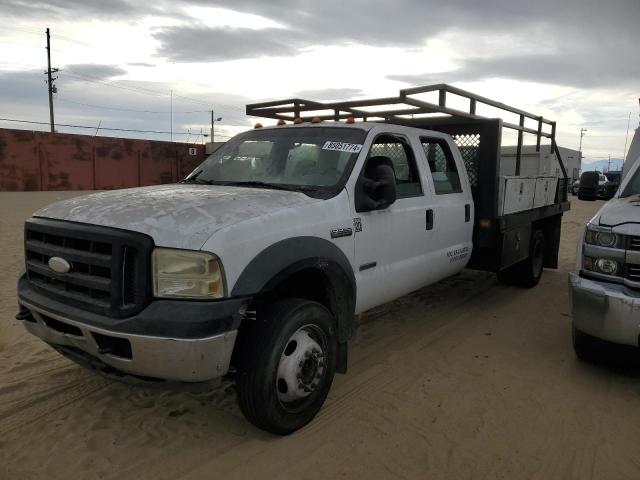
top-left (353, 133), bottom-right (436, 313)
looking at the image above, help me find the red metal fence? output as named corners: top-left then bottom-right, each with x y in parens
top-left (0, 128), bottom-right (206, 191)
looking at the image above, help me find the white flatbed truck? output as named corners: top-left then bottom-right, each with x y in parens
top-left (16, 84), bottom-right (570, 433)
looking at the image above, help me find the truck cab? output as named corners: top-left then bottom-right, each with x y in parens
top-left (570, 129), bottom-right (640, 360)
top-left (16, 85), bottom-right (570, 434)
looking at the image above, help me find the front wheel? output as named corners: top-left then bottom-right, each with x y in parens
top-left (234, 299), bottom-right (337, 435)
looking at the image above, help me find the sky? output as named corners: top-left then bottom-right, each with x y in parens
top-left (0, 0), bottom-right (638, 166)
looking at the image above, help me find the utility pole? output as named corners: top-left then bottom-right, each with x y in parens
top-left (607, 154), bottom-right (611, 172)
top-left (170, 89), bottom-right (173, 143)
top-left (45, 28), bottom-right (58, 133)
top-left (210, 110), bottom-right (222, 142)
top-left (578, 128), bottom-right (587, 167)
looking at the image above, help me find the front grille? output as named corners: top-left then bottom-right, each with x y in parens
top-left (626, 264), bottom-right (640, 282)
top-left (24, 218), bottom-right (153, 318)
top-left (629, 236), bottom-right (640, 251)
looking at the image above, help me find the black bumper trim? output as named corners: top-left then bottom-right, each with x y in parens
top-left (18, 274), bottom-right (248, 339)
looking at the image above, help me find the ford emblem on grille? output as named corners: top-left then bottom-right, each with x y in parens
top-left (48, 257), bottom-right (71, 273)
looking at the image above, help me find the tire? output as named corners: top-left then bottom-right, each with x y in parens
top-left (515, 229), bottom-right (545, 287)
top-left (572, 325), bottom-right (603, 363)
top-left (496, 267), bottom-right (516, 285)
top-left (496, 230), bottom-right (544, 288)
top-left (234, 298), bottom-right (337, 435)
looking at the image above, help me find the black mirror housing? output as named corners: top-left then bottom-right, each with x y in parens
top-left (355, 156), bottom-right (397, 212)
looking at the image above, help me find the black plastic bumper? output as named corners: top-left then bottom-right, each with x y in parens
top-left (17, 274), bottom-right (248, 339)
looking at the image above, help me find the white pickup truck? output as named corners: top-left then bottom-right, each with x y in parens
top-left (16, 85), bottom-right (570, 434)
top-left (570, 125), bottom-right (640, 360)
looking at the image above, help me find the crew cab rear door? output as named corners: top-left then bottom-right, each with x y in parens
top-left (417, 135), bottom-right (474, 279)
top-left (352, 131), bottom-right (438, 313)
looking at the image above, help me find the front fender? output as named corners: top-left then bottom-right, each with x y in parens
top-left (231, 236), bottom-right (356, 343)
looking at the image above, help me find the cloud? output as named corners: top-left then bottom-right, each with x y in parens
top-left (387, 51), bottom-right (640, 90)
top-left (0, 70), bottom-right (49, 108)
top-left (148, 0), bottom-right (640, 93)
top-left (127, 62), bottom-right (155, 67)
top-left (153, 26), bottom-right (299, 62)
top-left (294, 88), bottom-right (366, 101)
top-left (2, 0), bottom-right (141, 18)
top-left (64, 64), bottom-right (127, 80)
top-left (0, 69), bottom-right (250, 141)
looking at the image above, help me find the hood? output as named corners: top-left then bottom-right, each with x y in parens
top-left (34, 184), bottom-right (319, 249)
top-left (593, 195), bottom-right (640, 228)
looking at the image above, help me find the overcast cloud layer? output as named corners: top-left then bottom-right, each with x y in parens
top-left (1, 0), bottom-right (638, 162)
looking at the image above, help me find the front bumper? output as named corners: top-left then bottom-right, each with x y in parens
top-left (569, 272), bottom-right (640, 347)
top-left (17, 274), bottom-right (247, 382)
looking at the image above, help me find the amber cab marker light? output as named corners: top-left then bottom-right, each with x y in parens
top-left (277, 119), bottom-right (286, 126)
top-left (346, 116), bottom-right (355, 124)
top-left (254, 123), bottom-right (263, 128)
top-left (293, 117), bottom-right (303, 124)
top-left (311, 117), bottom-right (322, 124)
top-left (479, 219), bottom-right (491, 229)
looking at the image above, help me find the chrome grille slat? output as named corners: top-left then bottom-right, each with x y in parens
top-left (627, 265), bottom-right (640, 280)
top-left (26, 260), bottom-right (111, 291)
top-left (29, 278), bottom-right (111, 309)
top-left (25, 239), bottom-right (112, 267)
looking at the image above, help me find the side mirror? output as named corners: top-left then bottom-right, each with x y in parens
top-left (577, 171), bottom-right (599, 201)
top-left (355, 156), bottom-right (397, 212)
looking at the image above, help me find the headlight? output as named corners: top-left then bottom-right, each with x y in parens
top-left (152, 248), bottom-right (225, 299)
top-left (583, 256), bottom-right (620, 276)
top-left (584, 225), bottom-right (618, 248)
top-left (595, 258), bottom-right (619, 275)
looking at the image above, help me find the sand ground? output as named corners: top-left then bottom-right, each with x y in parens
top-left (1, 192), bottom-right (639, 480)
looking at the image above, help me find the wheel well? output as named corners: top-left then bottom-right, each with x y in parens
top-left (251, 268), bottom-right (335, 321)
top-left (243, 267), bottom-right (352, 374)
top-left (274, 269), bottom-right (332, 308)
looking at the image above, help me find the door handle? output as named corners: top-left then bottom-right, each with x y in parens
top-left (465, 204), bottom-right (471, 222)
top-left (426, 209), bottom-right (434, 230)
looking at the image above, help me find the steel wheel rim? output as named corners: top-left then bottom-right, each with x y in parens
top-left (276, 324), bottom-right (327, 412)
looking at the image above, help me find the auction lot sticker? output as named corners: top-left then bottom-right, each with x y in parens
top-left (322, 141), bottom-right (363, 153)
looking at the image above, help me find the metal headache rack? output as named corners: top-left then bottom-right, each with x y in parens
top-left (246, 83), bottom-right (568, 180)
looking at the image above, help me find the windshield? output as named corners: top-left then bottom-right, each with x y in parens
top-left (185, 126), bottom-right (367, 195)
top-left (621, 168), bottom-right (640, 197)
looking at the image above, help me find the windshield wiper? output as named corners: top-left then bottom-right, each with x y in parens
top-left (182, 170), bottom-right (214, 185)
top-left (219, 181), bottom-right (315, 192)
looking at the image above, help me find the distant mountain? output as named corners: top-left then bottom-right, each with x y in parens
top-left (582, 158), bottom-right (624, 172)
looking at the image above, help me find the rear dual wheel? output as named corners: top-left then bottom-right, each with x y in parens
top-left (234, 298), bottom-right (337, 435)
top-left (497, 230), bottom-right (545, 288)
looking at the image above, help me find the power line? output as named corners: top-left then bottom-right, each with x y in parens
top-left (0, 117), bottom-right (214, 136)
top-left (60, 70), bottom-right (229, 110)
top-left (56, 97), bottom-right (210, 114)
top-left (0, 26), bottom-right (42, 36)
top-left (0, 39), bottom-right (43, 49)
top-left (61, 70), bottom-right (170, 99)
top-left (54, 33), bottom-right (98, 49)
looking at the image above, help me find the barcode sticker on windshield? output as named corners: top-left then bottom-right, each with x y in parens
top-left (322, 141), bottom-right (363, 153)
